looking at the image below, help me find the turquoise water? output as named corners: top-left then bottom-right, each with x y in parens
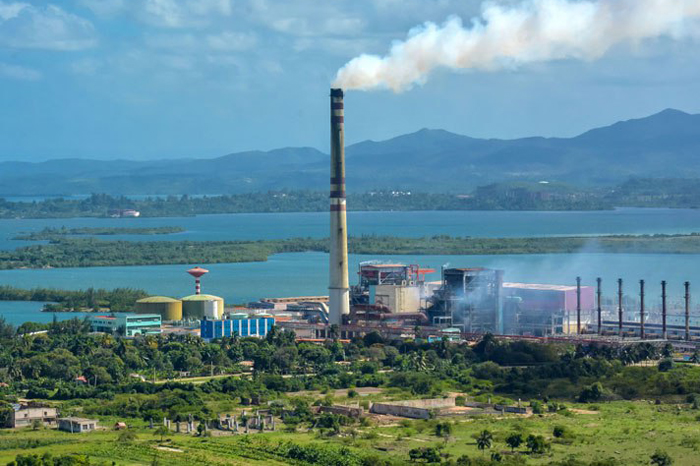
top-left (4, 208), bottom-right (700, 250)
top-left (2, 208), bottom-right (700, 325)
top-left (0, 301), bottom-right (92, 327)
top-left (1, 251), bottom-right (697, 324)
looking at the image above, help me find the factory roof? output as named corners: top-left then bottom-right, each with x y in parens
top-left (363, 264), bottom-right (407, 268)
top-left (504, 282), bottom-right (591, 292)
top-left (181, 294), bottom-right (223, 301)
top-left (137, 296), bottom-right (180, 303)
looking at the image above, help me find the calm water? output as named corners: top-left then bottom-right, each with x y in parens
top-left (2, 208), bottom-right (700, 325)
top-left (0, 301), bottom-right (92, 327)
top-left (3, 208), bottom-right (700, 251)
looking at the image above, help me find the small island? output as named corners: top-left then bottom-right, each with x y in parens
top-left (13, 226), bottom-right (185, 241)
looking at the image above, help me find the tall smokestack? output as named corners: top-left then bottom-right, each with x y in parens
top-left (618, 278), bottom-right (623, 338)
top-left (640, 280), bottom-right (645, 339)
top-left (661, 280), bottom-right (668, 340)
top-left (685, 281), bottom-right (691, 342)
top-left (576, 277), bottom-right (581, 335)
top-left (329, 88), bottom-right (350, 326)
top-left (596, 277), bottom-right (602, 335)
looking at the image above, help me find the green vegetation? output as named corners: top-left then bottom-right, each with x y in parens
top-left (5, 178), bottom-right (700, 220)
top-left (13, 226), bottom-right (184, 241)
top-left (1, 325), bottom-right (700, 464)
top-left (0, 286), bottom-right (147, 312)
top-left (0, 187), bottom-right (609, 220)
top-left (4, 233), bottom-right (700, 270)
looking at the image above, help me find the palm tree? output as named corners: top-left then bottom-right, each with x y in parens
top-left (476, 430), bottom-right (493, 455)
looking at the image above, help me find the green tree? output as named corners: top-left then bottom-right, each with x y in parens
top-left (476, 430), bottom-right (493, 455)
top-left (526, 434), bottom-right (548, 455)
top-left (505, 432), bottom-right (523, 452)
top-left (650, 450), bottom-right (673, 466)
top-left (434, 421), bottom-right (452, 439)
top-left (117, 430), bottom-right (137, 443)
top-left (154, 425), bottom-right (169, 443)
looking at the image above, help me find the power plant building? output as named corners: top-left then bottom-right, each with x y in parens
top-left (200, 315), bottom-right (275, 340)
top-left (503, 283), bottom-right (594, 335)
top-left (89, 313), bottom-right (162, 336)
top-left (181, 294), bottom-right (224, 320)
top-left (135, 296), bottom-right (183, 321)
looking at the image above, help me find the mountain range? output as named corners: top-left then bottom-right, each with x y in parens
top-left (1, 108), bottom-right (698, 196)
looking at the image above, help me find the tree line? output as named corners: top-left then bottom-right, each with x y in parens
top-left (4, 233), bottom-right (700, 270)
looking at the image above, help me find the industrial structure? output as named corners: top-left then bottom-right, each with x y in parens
top-left (187, 266), bottom-right (209, 295)
top-left (135, 296), bottom-right (183, 321)
top-left (89, 313), bottom-right (162, 336)
top-left (200, 314), bottom-right (275, 341)
top-left (181, 294), bottom-right (224, 320)
top-left (328, 88), bottom-right (350, 326)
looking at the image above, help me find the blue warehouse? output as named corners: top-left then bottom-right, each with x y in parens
top-left (201, 315), bottom-right (275, 340)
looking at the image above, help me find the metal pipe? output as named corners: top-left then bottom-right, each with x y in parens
top-left (596, 277), bottom-right (602, 334)
top-left (618, 278), bottom-right (623, 338)
top-left (685, 281), bottom-right (690, 341)
top-left (329, 88), bottom-right (350, 326)
top-left (661, 280), bottom-right (667, 340)
top-left (576, 276), bottom-right (581, 334)
top-left (639, 279), bottom-right (645, 339)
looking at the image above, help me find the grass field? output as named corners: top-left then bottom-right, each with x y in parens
top-left (1, 401), bottom-right (698, 465)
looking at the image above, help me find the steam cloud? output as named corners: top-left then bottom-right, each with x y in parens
top-left (333, 0), bottom-right (700, 92)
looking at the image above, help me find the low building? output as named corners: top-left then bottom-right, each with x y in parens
top-left (89, 313), bottom-right (161, 336)
top-left (200, 315), bottom-right (275, 340)
top-left (3, 404), bottom-right (58, 428)
top-left (58, 417), bottom-right (98, 433)
top-left (503, 282), bottom-right (595, 335)
top-left (370, 398), bottom-right (456, 420)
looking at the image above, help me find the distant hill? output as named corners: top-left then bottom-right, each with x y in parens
top-left (1, 108), bottom-right (699, 195)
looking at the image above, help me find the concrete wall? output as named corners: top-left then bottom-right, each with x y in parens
top-left (319, 405), bottom-right (364, 418)
top-left (373, 285), bottom-right (421, 314)
top-left (370, 398), bottom-right (456, 420)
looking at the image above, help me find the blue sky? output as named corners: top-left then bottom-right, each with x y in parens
top-left (0, 0), bottom-right (699, 161)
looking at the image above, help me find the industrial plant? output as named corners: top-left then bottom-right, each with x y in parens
top-left (83, 89), bottom-right (700, 351)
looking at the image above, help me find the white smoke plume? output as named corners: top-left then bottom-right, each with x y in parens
top-left (333, 0), bottom-right (700, 92)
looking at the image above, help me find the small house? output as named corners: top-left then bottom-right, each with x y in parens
top-left (3, 404), bottom-right (58, 429)
top-left (58, 417), bottom-right (98, 433)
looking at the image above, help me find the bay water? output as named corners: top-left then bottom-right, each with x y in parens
top-left (2, 208), bottom-right (700, 326)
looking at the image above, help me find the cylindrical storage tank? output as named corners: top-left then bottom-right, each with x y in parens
top-left (181, 294), bottom-right (224, 320)
top-left (135, 296), bottom-right (182, 321)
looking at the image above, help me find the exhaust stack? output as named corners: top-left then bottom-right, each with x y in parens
top-left (661, 280), bottom-right (668, 340)
top-left (685, 281), bottom-right (691, 341)
top-left (618, 278), bottom-right (623, 338)
top-left (576, 276), bottom-right (581, 334)
top-left (596, 278), bottom-right (602, 334)
top-left (640, 279), bottom-right (645, 339)
top-left (329, 88), bottom-right (350, 326)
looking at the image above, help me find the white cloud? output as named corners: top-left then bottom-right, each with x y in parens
top-left (0, 1), bottom-right (26, 20)
top-left (0, 2), bottom-right (97, 50)
top-left (0, 62), bottom-right (41, 80)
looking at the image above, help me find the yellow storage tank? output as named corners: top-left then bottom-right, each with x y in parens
top-left (181, 294), bottom-right (225, 320)
top-left (135, 296), bottom-right (183, 321)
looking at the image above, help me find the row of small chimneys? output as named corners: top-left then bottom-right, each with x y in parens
top-left (574, 277), bottom-right (692, 341)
